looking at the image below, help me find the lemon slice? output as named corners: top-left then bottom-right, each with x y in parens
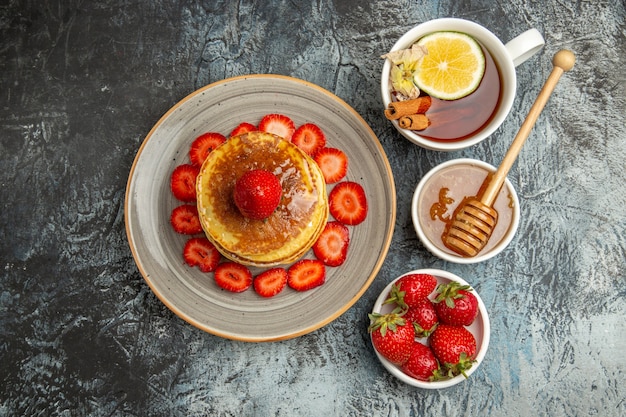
top-left (413, 31), bottom-right (486, 101)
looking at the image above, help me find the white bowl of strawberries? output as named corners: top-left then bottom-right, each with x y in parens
top-left (369, 269), bottom-right (490, 389)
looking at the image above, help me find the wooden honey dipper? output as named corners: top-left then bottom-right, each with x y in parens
top-left (442, 50), bottom-right (576, 257)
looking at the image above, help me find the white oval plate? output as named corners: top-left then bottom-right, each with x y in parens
top-left (125, 75), bottom-right (396, 342)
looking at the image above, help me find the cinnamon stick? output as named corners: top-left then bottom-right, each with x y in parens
top-left (384, 96), bottom-right (432, 120)
top-left (399, 114), bottom-right (430, 131)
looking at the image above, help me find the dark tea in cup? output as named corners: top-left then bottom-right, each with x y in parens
top-left (418, 43), bottom-right (501, 142)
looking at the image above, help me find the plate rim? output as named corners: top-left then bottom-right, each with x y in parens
top-left (124, 74), bottom-right (397, 342)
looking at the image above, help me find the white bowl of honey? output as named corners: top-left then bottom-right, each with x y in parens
top-left (411, 158), bottom-right (520, 263)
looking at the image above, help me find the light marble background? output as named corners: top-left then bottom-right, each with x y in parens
top-left (1, 1), bottom-right (624, 416)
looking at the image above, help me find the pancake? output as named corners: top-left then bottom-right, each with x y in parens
top-left (196, 131), bottom-right (328, 267)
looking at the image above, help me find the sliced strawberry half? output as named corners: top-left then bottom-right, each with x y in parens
top-left (328, 181), bottom-right (368, 225)
top-left (170, 164), bottom-right (200, 202)
top-left (287, 259), bottom-right (326, 291)
top-left (214, 262), bottom-right (253, 293)
top-left (189, 132), bottom-right (226, 167)
top-left (170, 204), bottom-right (203, 234)
top-left (313, 221), bottom-right (350, 267)
top-left (254, 267), bottom-right (288, 297)
top-left (183, 237), bottom-right (221, 272)
top-left (229, 122), bottom-right (257, 137)
top-left (258, 113), bottom-right (296, 141)
top-left (314, 147), bottom-right (348, 184)
top-left (291, 123), bottom-right (326, 156)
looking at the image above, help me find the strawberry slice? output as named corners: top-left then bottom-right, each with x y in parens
top-left (183, 237), bottom-right (221, 272)
top-left (254, 267), bottom-right (288, 297)
top-left (229, 122), bottom-right (257, 137)
top-left (314, 147), bottom-right (348, 184)
top-left (313, 221), bottom-right (350, 266)
top-left (170, 204), bottom-right (203, 234)
top-left (170, 164), bottom-right (200, 202)
top-left (258, 114), bottom-right (296, 141)
top-left (328, 181), bottom-right (368, 225)
top-left (189, 132), bottom-right (226, 167)
top-left (291, 123), bottom-right (326, 156)
top-left (287, 259), bottom-right (326, 291)
top-left (214, 262), bottom-right (253, 293)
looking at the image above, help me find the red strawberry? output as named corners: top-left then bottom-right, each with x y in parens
top-left (233, 169), bottom-right (283, 220)
top-left (229, 122), bottom-right (257, 137)
top-left (170, 164), bottom-right (200, 202)
top-left (314, 147), bottom-right (348, 184)
top-left (429, 324), bottom-right (477, 378)
top-left (287, 259), bottom-right (326, 291)
top-left (401, 341), bottom-right (441, 381)
top-left (404, 298), bottom-right (439, 338)
top-left (170, 204), bottom-right (203, 234)
top-left (214, 262), bottom-right (253, 293)
top-left (312, 221), bottom-right (350, 267)
top-left (189, 132), bottom-right (226, 167)
top-left (254, 267), bottom-right (288, 297)
top-left (368, 311), bottom-right (415, 366)
top-left (384, 273), bottom-right (438, 310)
top-left (328, 181), bottom-right (368, 225)
top-left (258, 113), bottom-right (296, 141)
top-left (433, 281), bottom-right (479, 326)
top-left (183, 237), bottom-right (221, 272)
top-left (291, 123), bottom-right (326, 156)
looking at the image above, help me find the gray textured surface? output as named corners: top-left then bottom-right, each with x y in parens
top-left (1, 1), bottom-right (625, 416)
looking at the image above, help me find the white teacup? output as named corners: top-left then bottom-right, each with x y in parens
top-left (381, 18), bottom-right (545, 151)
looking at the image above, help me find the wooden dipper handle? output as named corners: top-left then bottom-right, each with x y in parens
top-left (480, 50), bottom-right (576, 206)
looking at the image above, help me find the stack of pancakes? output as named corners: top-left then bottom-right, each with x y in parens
top-left (196, 131), bottom-right (328, 267)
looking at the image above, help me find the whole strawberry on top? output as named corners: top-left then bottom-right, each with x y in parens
top-left (368, 310), bottom-right (415, 366)
top-left (233, 169), bottom-right (282, 220)
top-left (433, 281), bottom-right (478, 326)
